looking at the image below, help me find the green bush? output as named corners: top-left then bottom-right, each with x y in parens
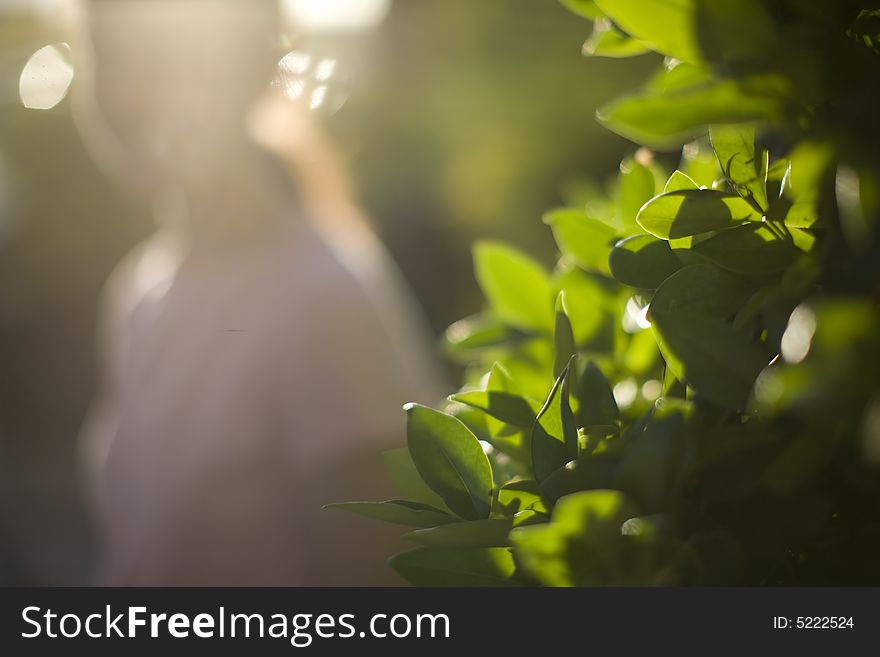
top-left (333, 0), bottom-right (880, 585)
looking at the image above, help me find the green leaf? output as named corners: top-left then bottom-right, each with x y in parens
top-left (324, 500), bottom-right (457, 528)
top-left (531, 362), bottom-right (578, 482)
top-left (593, 0), bottom-right (702, 63)
top-left (636, 189), bottom-right (761, 239)
top-left (405, 404), bottom-right (494, 520)
top-left (650, 312), bottom-right (768, 408)
top-left (404, 518), bottom-right (514, 548)
top-left (618, 157), bottom-right (657, 232)
top-left (710, 125), bottom-right (768, 211)
top-left (449, 390), bottom-right (540, 428)
top-left (383, 448), bottom-right (450, 511)
top-left (445, 314), bottom-right (519, 355)
top-left (649, 264), bottom-right (756, 319)
top-left (691, 223), bottom-right (815, 276)
top-left (559, 0), bottom-right (605, 20)
top-left (614, 412), bottom-right (686, 513)
top-left (609, 234), bottom-right (682, 288)
top-left (474, 241), bottom-right (554, 332)
top-left (510, 489), bottom-right (636, 586)
top-left (389, 547), bottom-right (522, 587)
top-left (497, 479), bottom-right (549, 515)
top-left (545, 208), bottom-right (616, 272)
top-left (583, 18), bottom-right (651, 58)
top-left (598, 74), bottom-right (790, 149)
top-left (664, 170), bottom-right (699, 192)
top-left (554, 292), bottom-right (577, 378)
top-left (556, 269), bottom-right (617, 348)
top-left (539, 454), bottom-right (620, 503)
top-left (576, 361), bottom-right (619, 427)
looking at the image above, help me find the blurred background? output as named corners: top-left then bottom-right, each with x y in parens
top-left (0, 0), bottom-right (655, 585)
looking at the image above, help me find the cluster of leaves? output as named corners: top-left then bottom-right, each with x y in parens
top-left (332, 0), bottom-right (880, 585)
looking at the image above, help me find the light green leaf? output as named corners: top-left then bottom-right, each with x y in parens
top-left (545, 208), bottom-right (616, 272)
top-left (554, 292), bottom-right (577, 378)
top-left (510, 489), bottom-right (636, 586)
top-left (710, 124), bottom-right (768, 211)
top-left (593, 0), bottom-right (702, 62)
top-left (497, 479), bottom-right (549, 515)
top-left (405, 404), bottom-right (494, 520)
top-left (618, 157), bottom-right (658, 232)
top-left (584, 18), bottom-right (651, 58)
top-left (559, 0), bottom-right (605, 20)
top-left (664, 170), bottom-right (699, 192)
top-left (389, 547), bottom-right (522, 587)
top-left (325, 500), bottom-right (457, 528)
top-left (598, 75), bottom-right (790, 149)
top-left (609, 234), bottom-right (682, 288)
top-left (636, 189), bottom-right (761, 239)
top-left (474, 241), bottom-right (554, 332)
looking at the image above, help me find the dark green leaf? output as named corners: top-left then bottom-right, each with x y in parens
top-left (389, 548), bottom-right (522, 587)
top-left (449, 390), bottom-right (540, 428)
top-left (576, 361), bottom-right (620, 427)
top-left (649, 264), bottom-right (756, 319)
top-left (691, 223), bottom-right (815, 276)
top-left (324, 500), bottom-right (457, 528)
top-left (609, 234), bottom-right (682, 288)
top-left (404, 518), bottom-right (514, 548)
top-left (531, 362), bottom-right (578, 482)
top-left (383, 448), bottom-right (450, 511)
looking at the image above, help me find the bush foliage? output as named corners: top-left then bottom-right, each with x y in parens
top-left (333, 0), bottom-right (880, 585)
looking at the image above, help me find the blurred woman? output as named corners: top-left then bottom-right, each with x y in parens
top-left (70, 0), bottom-right (444, 585)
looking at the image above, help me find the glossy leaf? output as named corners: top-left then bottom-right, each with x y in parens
top-left (598, 75), bottom-right (790, 148)
top-left (405, 404), bottom-right (494, 520)
top-left (497, 479), bottom-right (549, 515)
top-left (593, 0), bottom-right (702, 63)
top-left (637, 189), bottom-right (761, 239)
